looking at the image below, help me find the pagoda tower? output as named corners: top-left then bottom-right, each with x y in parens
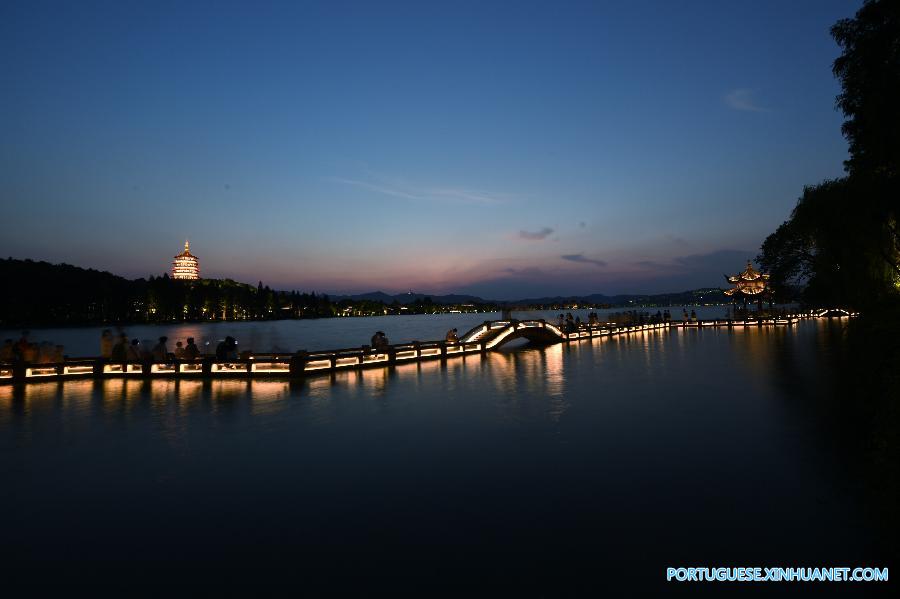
top-left (172, 240), bottom-right (200, 280)
top-left (724, 261), bottom-right (770, 310)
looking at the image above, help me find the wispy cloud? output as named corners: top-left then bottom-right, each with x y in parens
top-left (518, 227), bottom-right (554, 241)
top-left (561, 253), bottom-right (607, 268)
top-left (503, 266), bottom-right (546, 277)
top-left (330, 174), bottom-right (512, 205)
top-left (724, 88), bottom-right (766, 112)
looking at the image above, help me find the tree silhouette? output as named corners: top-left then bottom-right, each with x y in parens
top-left (832, 1), bottom-right (900, 178)
top-left (760, 0), bottom-right (900, 309)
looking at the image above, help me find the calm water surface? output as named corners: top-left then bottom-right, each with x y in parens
top-left (1, 306), bottom-right (733, 356)
top-left (0, 319), bottom-right (890, 594)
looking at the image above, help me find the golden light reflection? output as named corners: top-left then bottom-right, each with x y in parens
top-left (0, 385), bottom-right (14, 429)
top-left (100, 378), bottom-right (147, 415)
top-left (476, 343), bottom-right (570, 423)
top-left (728, 323), bottom-right (791, 380)
top-left (173, 380), bottom-right (204, 408)
top-left (347, 365), bottom-right (383, 394)
top-left (543, 345), bottom-right (568, 421)
top-left (0, 318), bottom-right (842, 436)
top-left (593, 326), bottom-right (671, 376)
top-left (0, 378), bottom-right (296, 424)
top-left (306, 372), bottom-right (341, 400)
top-left (482, 351), bottom-right (519, 397)
top-left (409, 359), bottom-right (445, 397)
top-left (208, 379), bottom-right (253, 411)
top-left (248, 381), bottom-right (290, 417)
top-left (151, 379), bottom-right (178, 410)
top-left (59, 380), bottom-right (95, 415)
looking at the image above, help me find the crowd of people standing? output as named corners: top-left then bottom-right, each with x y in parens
top-left (101, 330), bottom-right (228, 363)
top-left (1, 332), bottom-right (64, 363)
top-left (0, 329), bottom-right (244, 365)
top-left (554, 309), bottom-right (699, 330)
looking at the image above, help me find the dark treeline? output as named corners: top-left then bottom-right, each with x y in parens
top-left (0, 258), bottom-right (494, 327)
top-left (0, 258), bottom-right (329, 325)
top-left (758, 0), bottom-right (899, 312)
top-left (756, 0), bottom-right (900, 552)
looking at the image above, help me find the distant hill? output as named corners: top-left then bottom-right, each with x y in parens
top-left (511, 288), bottom-right (727, 307)
top-left (331, 291), bottom-right (488, 305)
top-left (332, 288), bottom-right (728, 307)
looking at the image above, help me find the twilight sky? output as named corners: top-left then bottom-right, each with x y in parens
top-left (1, 1), bottom-right (858, 299)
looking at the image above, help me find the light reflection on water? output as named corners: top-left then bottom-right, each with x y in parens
top-left (0, 324), bottom-right (831, 432)
top-left (0, 319), bottom-right (889, 593)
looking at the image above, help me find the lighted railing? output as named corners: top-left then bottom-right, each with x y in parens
top-left (0, 311), bottom-right (857, 384)
top-left (362, 352), bottom-right (390, 364)
top-left (63, 364), bottom-right (94, 376)
top-left (305, 359), bottom-right (332, 371)
top-left (258, 360), bottom-right (295, 373)
top-left (460, 325), bottom-right (488, 343)
top-left (210, 362), bottom-right (246, 373)
top-left (25, 366), bottom-right (57, 378)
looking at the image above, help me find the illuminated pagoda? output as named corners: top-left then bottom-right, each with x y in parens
top-left (171, 240), bottom-right (200, 280)
top-left (724, 261), bottom-right (770, 308)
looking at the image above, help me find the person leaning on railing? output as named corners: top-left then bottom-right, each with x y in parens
top-left (111, 334), bottom-right (128, 361)
top-left (151, 337), bottom-right (169, 362)
top-left (371, 331), bottom-right (389, 350)
top-left (100, 329), bottom-right (114, 359)
top-left (183, 338), bottom-right (200, 360)
top-left (215, 337), bottom-right (238, 360)
top-left (127, 339), bottom-right (142, 361)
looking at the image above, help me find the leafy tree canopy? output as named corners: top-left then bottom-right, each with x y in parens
top-left (760, 0), bottom-right (900, 309)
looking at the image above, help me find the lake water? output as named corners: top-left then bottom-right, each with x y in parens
top-left (2, 306), bottom-right (733, 356)
top-left (0, 317), bottom-right (891, 594)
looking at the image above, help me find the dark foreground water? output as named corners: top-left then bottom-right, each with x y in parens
top-left (0, 320), bottom-right (894, 595)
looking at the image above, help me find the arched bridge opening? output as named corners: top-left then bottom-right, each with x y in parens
top-left (459, 320), bottom-right (566, 350)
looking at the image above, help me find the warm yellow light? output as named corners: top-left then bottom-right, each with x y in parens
top-left (172, 240), bottom-right (200, 280)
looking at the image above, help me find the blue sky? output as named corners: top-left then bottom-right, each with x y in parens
top-left (0, 1), bottom-right (858, 298)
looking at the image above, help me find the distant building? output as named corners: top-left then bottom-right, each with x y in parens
top-left (172, 240), bottom-right (200, 280)
top-left (724, 261), bottom-right (770, 307)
